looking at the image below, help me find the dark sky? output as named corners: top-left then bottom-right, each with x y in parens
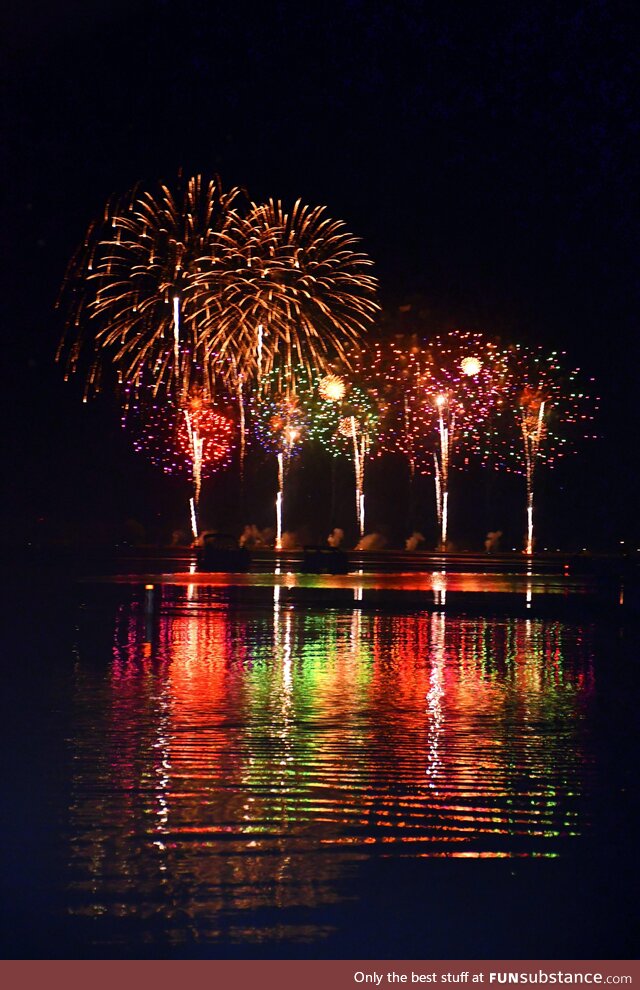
top-left (2, 0), bottom-right (638, 549)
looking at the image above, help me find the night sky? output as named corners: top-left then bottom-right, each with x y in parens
top-left (2, 0), bottom-right (638, 550)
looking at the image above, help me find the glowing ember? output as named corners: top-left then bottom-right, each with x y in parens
top-left (319, 374), bottom-right (347, 402)
top-left (461, 356), bottom-right (482, 376)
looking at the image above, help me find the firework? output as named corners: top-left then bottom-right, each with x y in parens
top-left (498, 346), bottom-right (598, 554)
top-left (461, 356), bottom-right (483, 377)
top-left (309, 378), bottom-right (379, 537)
top-left (249, 378), bottom-right (310, 548)
top-left (318, 373), bottom-right (347, 402)
top-left (124, 388), bottom-right (236, 539)
top-left (58, 174), bottom-right (244, 403)
top-left (196, 199), bottom-right (380, 393)
top-left (419, 332), bottom-right (508, 549)
top-left (359, 333), bottom-right (505, 548)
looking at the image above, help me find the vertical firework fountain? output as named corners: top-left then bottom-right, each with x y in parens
top-left (499, 346), bottom-right (598, 554)
top-left (345, 414), bottom-right (369, 537)
top-left (123, 388), bottom-right (236, 540)
top-left (182, 407), bottom-right (203, 537)
top-left (309, 376), bottom-right (378, 538)
top-left (432, 392), bottom-right (452, 550)
top-left (419, 335), bottom-right (505, 550)
top-left (519, 388), bottom-right (547, 556)
top-left (176, 394), bottom-right (236, 538)
top-left (250, 383), bottom-right (308, 548)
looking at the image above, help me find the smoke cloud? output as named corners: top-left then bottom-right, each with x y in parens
top-left (279, 531), bottom-right (301, 550)
top-left (327, 527), bottom-right (345, 547)
top-left (405, 531), bottom-right (425, 551)
top-left (355, 532), bottom-right (388, 551)
top-left (484, 530), bottom-right (503, 553)
top-left (239, 524), bottom-right (271, 548)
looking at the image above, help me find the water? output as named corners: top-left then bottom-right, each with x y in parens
top-left (1, 567), bottom-right (638, 958)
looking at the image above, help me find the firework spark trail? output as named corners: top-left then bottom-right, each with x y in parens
top-left (173, 295), bottom-right (181, 383)
top-left (257, 324), bottom-right (264, 381)
top-left (189, 497), bottom-right (199, 542)
top-left (350, 416), bottom-right (360, 530)
top-left (237, 374), bottom-right (246, 475)
top-left (275, 427), bottom-right (302, 549)
top-left (345, 416), bottom-right (369, 538)
top-left (276, 452), bottom-right (284, 550)
top-left (523, 399), bottom-right (545, 555)
top-left (349, 415), bottom-right (368, 536)
top-left (183, 409), bottom-right (205, 507)
top-left (433, 394), bottom-right (455, 549)
top-left (228, 353), bottom-right (248, 477)
top-left (434, 452), bottom-right (442, 530)
top-left (517, 389), bottom-right (552, 556)
top-left (347, 416), bottom-right (369, 537)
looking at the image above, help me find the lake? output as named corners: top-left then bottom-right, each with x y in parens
top-left (1, 557), bottom-right (638, 958)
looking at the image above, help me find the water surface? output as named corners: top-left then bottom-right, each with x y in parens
top-left (2, 571), bottom-right (638, 958)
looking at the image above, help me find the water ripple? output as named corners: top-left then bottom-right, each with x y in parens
top-left (66, 586), bottom-right (598, 944)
